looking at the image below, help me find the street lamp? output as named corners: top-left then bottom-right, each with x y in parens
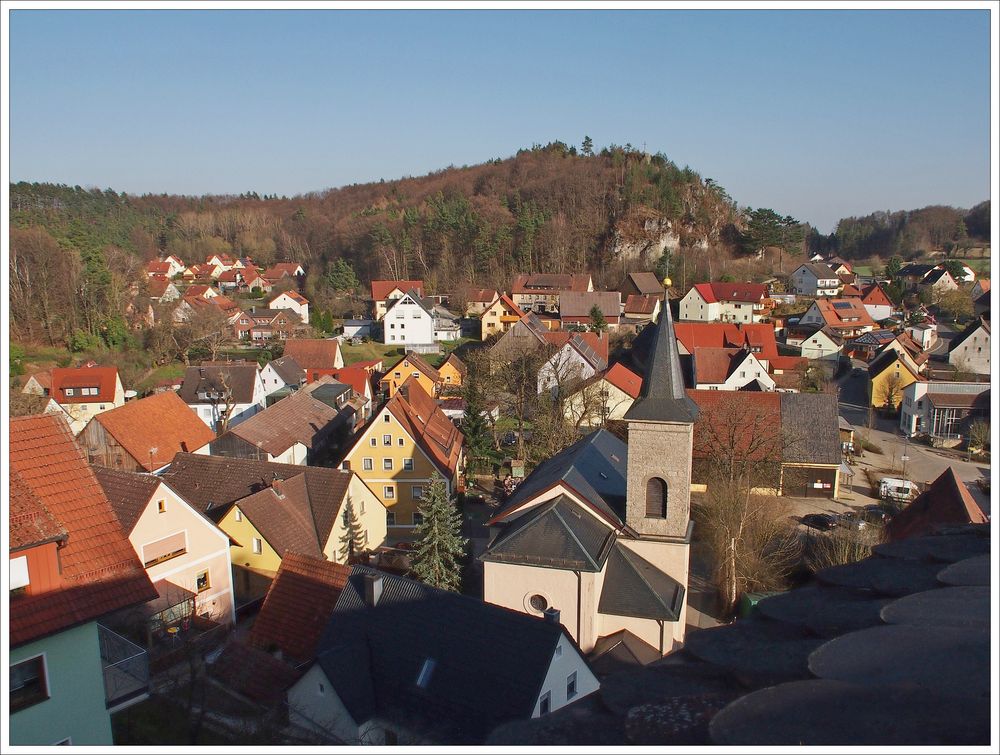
top-left (900, 434), bottom-right (910, 479)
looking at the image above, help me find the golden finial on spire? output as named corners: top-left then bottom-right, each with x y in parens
top-left (662, 277), bottom-right (672, 289)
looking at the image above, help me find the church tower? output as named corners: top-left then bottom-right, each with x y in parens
top-left (623, 278), bottom-right (698, 540)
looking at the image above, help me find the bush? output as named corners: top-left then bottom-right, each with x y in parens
top-left (68, 329), bottom-right (102, 353)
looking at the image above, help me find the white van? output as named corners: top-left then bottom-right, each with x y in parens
top-left (879, 477), bottom-right (919, 503)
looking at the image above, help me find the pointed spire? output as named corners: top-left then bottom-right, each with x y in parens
top-left (624, 277), bottom-right (699, 423)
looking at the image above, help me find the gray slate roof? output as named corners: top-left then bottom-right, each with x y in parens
top-left (178, 364), bottom-right (260, 404)
top-left (93, 467), bottom-right (162, 534)
top-left (597, 543), bottom-right (685, 621)
top-left (267, 355), bottom-right (305, 386)
top-left (779, 393), bottom-right (841, 465)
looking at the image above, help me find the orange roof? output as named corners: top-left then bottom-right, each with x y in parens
top-left (9, 415), bottom-right (156, 646)
top-left (488, 292), bottom-right (525, 317)
top-left (10, 467), bottom-right (67, 551)
top-left (542, 330), bottom-right (609, 363)
top-left (886, 467), bottom-right (988, 541)
top-left (306, 366), bottom-right (371, 397)
top-left (371, 279), bottom-right (424, 301)
top-left (50, 366), bottom-right (120, 404)
top-left (271, 289), bottom-right (309, 304)
top-left (861, 283), bottom-right (893, 307)
top-left (468, 288), bottom-right (499, 303)
top-left (186, 284), bottom-right (214, 298)
top-left (249, 552), bottom-right (350, 664)
top-left (389, 379), bottom-right (464, 478)
top-left (26, 370), bottom-right (52, 390)
top-left (262, 262), bottom-right (305, 279)
top-left (687, 390), bottom-right (782, 462)
top-left (770, 355), bottom-right (808, 371)
top-left (88, 392), bottom-right (215, 470)
top-left (673, 322), bottom-right (779, 361)
top-left (604, 363), bottom-right (643, 399)
top-left (691, 282), bottom-right (768, 304)
top-left (148, 277), bottom-right (175, 298)
top-left (813, 298), bottom-right (876, 330)
top-left (146, 260), bottom-right (171, 274)
top-left (283, 338), bottom-right (342, 370)
top-left (692, 348), bottom-right (749, 384)
top-left (624, 294), bottom-right (659, 315)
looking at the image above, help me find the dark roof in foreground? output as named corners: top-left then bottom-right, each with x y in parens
top-left (313, 565), bottom-right (570, 743)
top-left (93, 467), bottom-right (164, 534)
top-left (597, 543), bottom-right (685, 620)
top-left (885, 467), bottom-right (988, 541)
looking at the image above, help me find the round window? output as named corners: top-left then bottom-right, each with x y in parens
top-left (529, 594), bottom-right (548, 612)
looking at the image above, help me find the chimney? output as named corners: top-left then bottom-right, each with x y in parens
top-left (543, 607), bottom-right (560, 625)
top-left (363, 573), bottom-right (383, 607)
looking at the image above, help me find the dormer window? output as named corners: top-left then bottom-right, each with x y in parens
top-left (416, 658), bottom-right (436, 689)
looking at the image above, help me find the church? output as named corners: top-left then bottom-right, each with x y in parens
top-left (481, 284), bottom-right (697, 659)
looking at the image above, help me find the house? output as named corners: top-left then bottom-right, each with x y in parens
top-left (840, 282), bottom-right (862, 298)
top-left (678, 282), bottom-right (773, 324)
top-left (147, 275), bottom-right (181, 302)
top-left (158, 454), bottom-right (387, 592)
top-left (464, 288), bottom-right (501, 316)
top-left (974, 289), bottom-right (990, 317)
top-left (268, 289), bottom-right (310, 324)
top-left (209, 378), bottom-right (355, 466)
top-left (919, 268), bottom-right (960, 297)
top-left (146, 257), bottom-right (182, 278)
top-left (78, 391), bottom-right (215, 472)
top-left (184, 283), bottom-right (218, 300)
top-left (260, 355), bottom-right (307, 395)
top-left (969, 278), bottom-right (990, 301)
top-left (689, 348), bottom-right (776, 391)
top-left (622, 294), bottom-right (661, 326)
top-left (845, 329), bottom-right (906, 362)
top-left (885, 467), bottom-right (987, 541)
top-left (480, 293), bottom-right (525, 340)
top-left (563, 362), bottom-right (643, 427)
top-left (827, 259), bottom-right (853, 277)
top-left (438, 353), bottom-right (467, 390)
top-left (380, 351), bottom-right (441, 398)
top-left (618, 271), bottom-right (664, 299)
top-left (558, 291), bottom-right (622, 329)
top-left (431, 302), bottom-right (462, 342)
top-left (94, 468), bottom-right (237, 629)
top-left (798, 298), bottom-right (876, 338)
top-left (537, 331), bottom-right (610, 395)
top-left (904, 322), bottom-right (937, 351)
top-left (21, 370), bottom-right (52, 397)
top-left (283, 337), bottom-right (344, 370)
top-left (859, 283), bottom-right (895, 322)
top-left (309, 366), bottom-right (375, 425)
top-left (511, 273), bottom-right (593, 313)
top-left (339, 379), bottom-right (463, 531)
top-left (246, 307), bottom-right (305, 341)
top-left (287, 562), bottom-right (599, 744)
top-left (789, 263), bottom-right (842, 297)
top-left (49, 365), bottom-right (126, 434)
top-left (9, 415), bottom-right (157, 745)
top-left (896, 263), bottom-right (938, 291)
top-left (672, 322), bottom-right (780, 361)
top-left (791, 326), bottom-right (844, 363)
top-left (899, 381), bottom-right (990, 438)
top-left (868, 346), bottom-right (924, 409)
top-left (343, 318), bottom-right (375, 339)
top-left (261, 262), bottom-right (306, 283)
top-left (947, 316), bottom-right (990, 375)
top-left (178, 362), bottom-right (267, 432)
top-left (371, 279), bottom-right (424, 320)
top-left (380, 289), bottom-right (435, 347)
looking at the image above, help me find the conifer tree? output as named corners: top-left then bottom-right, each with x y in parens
top-left (589, 304), bottom-right (607, 332)
top-left (461, 376), bottom-right (496, 477)
top-left (411, 474), bottom-right (467, 591)
top-left (338, 498), bottom-right (367, 562)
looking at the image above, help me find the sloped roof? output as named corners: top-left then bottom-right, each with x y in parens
top-left (87, 391), bottom-right (215, 470)
top-left (262, 262), bottom-right (305, 279)
top-left (779, 392), bottom-right (842, 465)
top-left (385, 351), bottom-right (441, 382)
top-left (468, 288), bottom-right (499, 303)
top-left (604, 362), bottom-right (643, 399)
top-left (861, 283), bottom-right (893, 307)
top-left (542, 330), bottom-right (609, 367)
top-left (389, 380), bottom-right (464, 478)
top-left (10, 467), bottom-right (67, 551)
top-left (948, 317), bottom-right (990, 353)
top-left (267, 355), bottom-right (306, 386)
top-left (796, 262), bottom-right (842, 281)
top-left (210, 641), bottom-right (303, 707)
top-left (26, 370), bottom-right (52, 390)
top-left (673, 322), bottom-right (779, 360)
top-left (281, 338), bottom-right (342, 370)
top-left (812, 299), bottom-right (876, 330)
top-left (898, 263), bottom-right (937, 279)
top-left (178, 363), bottom-right (261, 405)
top-left (50, 366), bottom-right (120, 404)
top-left (486, 292), bottom-right (525, 317)
top-left (512, 273), bottom-right (591, 293)
top-left (921, 268), bottom-right (954, 286)
top-left (697, 282), bottom-right (768, 303)
top-left (235, 474), bottom-right (324, 558)
top-left (148, 277), bottom-right (176, 298)
top-left (371, 279), bottom-right (424, 301)
top-left (224, 384), bottom-right (344, 456)
top-left (624, 272), bottom-right (664, 295)
top-left (559, 291), bottom-right (622, 319)
top-left (692, 348), bottom-right (754, 385)
top-left (597, 543), bottom-right (685, 620)
top-left (867, 347), bottom-right (922, 381)
top-left (313, 565), bottom-right (567, 742)
top-left (886, 468), bottom-right (988, 541)
top-left (442, 352), bottom-right (468, 377)
top-left (270, 289), bottom-right (309, 305)
top-left (9, 415), bottom-right (156, 646)
top-left (624, 294), bottom-right (660, 315)
top-left (482, 495), bottom-right (616, 571)
top-left (93, 467), bottom-right (164, 534)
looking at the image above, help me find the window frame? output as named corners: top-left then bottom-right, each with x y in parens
top-left (9, 654), bottom-right (49, 712)
top-left (196, 570), bottom-right (211, 593)
top-left (252, 537), bottom-right (263, 555)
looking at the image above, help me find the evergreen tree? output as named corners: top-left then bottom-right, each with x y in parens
top-left (884, 255), bottom-right (903, 279)
top-left (589, 304), bottom-right (607, 332)
top-left (325, 258), bottom-right (359, 293)
top-left (654, 250), bottom-right (673, 281)
top-left (411, 474), bottom-right (467, 591)
top-left (461, 378), bottom-right (496, 477)
top-left (338, 498), bottom-right (368, 562)
top-left (581, 135), bottom-right (594, 157)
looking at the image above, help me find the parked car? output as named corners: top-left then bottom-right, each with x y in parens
top-left (860, 504), bottom-right (889, 524)
top-left (802, 513), bottom-right (837, 531)
top-left (837, 511), bottom-right (869, 531)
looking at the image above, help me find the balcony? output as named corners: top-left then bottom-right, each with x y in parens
top-left (98, 623), bottom-right (150, 713)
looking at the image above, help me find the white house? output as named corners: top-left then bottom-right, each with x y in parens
top-left (691, 348), bottom-right (776, 391)
top-left (948, 317), bottom-right (991, 375)
top-left (268, 290), bottom-right (310, 324)
top-left (793, 327), bottom-right (844, 363)
top-left (678, 282), bottom-right (772, 324)
top-left (260, 355), bottom-right (306, 396)
top-left (537, 334), bottom-right (609, 395)
top-left (382, 291), bottom-right (437, 347)
top-left (790, 263), bottom-right (842, 297)
top-left (899, 380), bottom-right (990, 439)
top-left (905, 322), bottom-right (937, 351)
top-left (177, 364), bottom-right (267, 432)
top-left (343, 319), bottom-right (375, 339)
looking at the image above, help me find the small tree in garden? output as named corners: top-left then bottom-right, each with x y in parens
top-left (589, 304), bottom-right (607, 332)
top-left (338, 498), bottom-right (367, 563)
top-left (411, 474), bottom-right (467, 591)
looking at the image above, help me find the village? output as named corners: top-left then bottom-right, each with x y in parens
top-left (8, 245), bottom-right (992, 746)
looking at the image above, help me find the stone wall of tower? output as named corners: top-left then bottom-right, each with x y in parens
top-left (625, 420), bottom-right (694, 538)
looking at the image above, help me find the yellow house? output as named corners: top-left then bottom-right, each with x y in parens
top-left (868, 346), bottom-right (923, 409)
top-left (481, 294), bottom-right (525, 340)
top-left (438, 353), bottom-right (467, 390)
top-left (380, 352), bottom-right (440, 398)
top-left (341, 379), bottom-right (464, 532)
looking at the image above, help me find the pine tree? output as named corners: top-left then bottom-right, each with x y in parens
top-left (411, 474), bottom-right (467, 591)
top-left (589, 304), bottom-right (607, 332)
top-left (338, 498), bottom-right (368, 563)
top-left (461, 377), bottom-right (496, 477)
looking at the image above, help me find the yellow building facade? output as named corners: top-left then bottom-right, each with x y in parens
top-left (870, 355), bottom-right (922, 409)
top-left (380, 356), bottom-right (438, 398)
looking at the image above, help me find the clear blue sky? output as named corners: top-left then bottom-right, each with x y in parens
top-left (8, 9), bottom-right (992, 232)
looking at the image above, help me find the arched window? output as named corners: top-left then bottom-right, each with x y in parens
top-left (645, 477), bottom-right (668, 519)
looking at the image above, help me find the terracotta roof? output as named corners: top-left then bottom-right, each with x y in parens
top-left (93, 467), bottom-right (164, 534)
top-left (270, 289), bottom-right (309, 305)
top-left (694, 282), bottom-right (768, 304)
top-left (26, 370), bottom-right (52, 390)
top-left (282, 338), bottom-right (342, 370)
top-left (624, 272), bottom-right (664, 295)
top-left (624, 294), bottom-right (659, 315)
top-left (249, 552), bottom-right (351, 664)
top-left (688, 390), bottom-right (783, 463)
top-left (861, 283), bottom-right (893, 307)
top-left (50, 366), bottom-right (120, 404)
top-left (559, 291), bottom-right (622, 319)
top-left (371, 279), bottom-right (424, 301)
top-left (886, 468), bottom-right (988, 541)
top-left (306, 366), bottom-right (371, 398)
top-left (770, 355), bottom-right (808, 371)
top-left (841, 284), bottom-right (862, 298)
top-left (384, 351), bottom-right (441, 383)
top-left (389, 379), bottom-right (464, 478)
top-left (226, 384), bottom-right (344, 456)
top-left (178, 363), bottom-right (261, 405)
top-left (487, 292), bottom-right (525, 316)
top-left (9, 415), bottom-right (156, 646)
top-left (811, 299), bottom-right (876, 330)
top-left (185, 284), bottom-right (214, 298)
top-left (146, 260), bottom-right (171, 274)
top-left (86, 391), bottom-right (215, 470)
top-left (468, 288), bottom-right (499, 303)
top-left (210, 641), bottom-right (303, 706)
top-left (673, 322), bottom-right (779, 361)
top-left (148, 277), bottom-right (176, 298)
top-left (604, 362), bottom-right (643, 399)
top-left (262, 262), bottom-right (305, 279)
top-left (10, 467), bottom-right (68, 551)
top-left (443, 353), bottom-right (468, 377)
top-left (512, 273), bottom-right (591, 293)
top-left (692, 348), bottom-right (754, 384)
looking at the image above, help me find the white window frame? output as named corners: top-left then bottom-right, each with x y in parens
top-left (252, 537), bottom-right (263, 555)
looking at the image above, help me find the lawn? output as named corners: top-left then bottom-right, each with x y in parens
top-left (340, 341), bottom-right (407, 366)
top-left (135, 363), bottom-right (187, 393)
top-left (852, 265), bottom-right (873, 277)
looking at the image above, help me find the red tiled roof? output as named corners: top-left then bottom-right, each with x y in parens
top-left (271, 290), bottom-right (309, 305)
top-left (813, 299), bottom-right (877, 330)
top-left (146, 260), bottom-right (171, 275)
top-left (88, 392), bottom-right (215, 470)
top-left (210, 641), bottom-right (303, 706)
top-left (442, 353), bottom-right (468, 377)
top-left (50, 366), bottom-right (120, 404)
top-left (371, 279), bottom-right (424, 301)
top-left (542, 330), bottom-right (609, 363)
top-left (391, 379), bottom-right (464, 478)
top-left (10, 467), bottom-right (68, 551)
top-left (769, 355), bottom-right (808, 371)
top-left (311, 366), bottom-right (371, 398)
top-left (468, 288), bottom-right (499, 303)
top-left (687, 390), bottom-right (782, 462)
top-left (692, 348), bottom-right (750, 384)
top-left (262, 262), bottom-right (305, 279)
top-left (861, 283), bottom-right (893, 307)
top-left (148, 277), bottom-right (175, 298)
top-left (604, 363), bottom-right (643, 399)
top-left (283, 338), bottom-right (342, 370)
top-left (673, 322), bottom-right (779, 361)
top-left (624, 294), bottom-right (659, 315)
top-left (27, 370), bottom-right (52, 390)
top-left (488, 293), bottom-right (525, 317)
top-left (512, 273), bottom-right (591, 294)
top-left (691, 282), bottom-right (768, 304)
top-left (249, 552), bottom-right (351, 664)
top-left (9, 415), bottom-right (156, 646)
top-left (185, 284), bottom-right (214, 298)
top-left (886, 467), bottom-right (988, 541)
top-left (841, 284), bottom-right (862, 298)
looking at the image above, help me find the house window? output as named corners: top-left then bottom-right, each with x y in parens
top-left (383, 458), bottom-right (393, 471)
top-left (370, 438), bottom-right (377, 447)
top-left (411, 372), bottom-right (419, 378)
top-left (235, 509), bottom-right (243, 522)
top-left (386, 511), bottom-right (396, 526)
top-left (403, 459), bottom-right (414, 472)
top-left (64, 388), bottom-right (75, 396)
top-left (394, 372), bottom-right (401, 379)
top-left (196, 570), bottom-right (210, 593)
top-left (252, 537), bottom-right (263, 555)
top-left (412, 486), bottom-right (424, 501)
top-left (645, 477), bottom-right (668, 519)
top-left (363, 458), bottom-right (374, 471)
top-left (383, 414), bottom-right (391, 422)
top-left (567, 672), bottom-right (578, 700)
top-left (157, 500), bottom-right (167, 514)
top-left (10, 656), bottom-right (48, 712)
top-left (383, 435), bottom-right (392, 446)
top-left (398, 438), bottom-right (404, 447)
top-left (539, 691), bottom-right (551, 716)
top-left (384, 486), bottom-right (395, 499)
top-left (554, 644), bottom-right (562, 658)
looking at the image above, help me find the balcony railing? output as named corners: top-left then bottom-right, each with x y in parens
top-left (98, 623), bottom-right (150, 712)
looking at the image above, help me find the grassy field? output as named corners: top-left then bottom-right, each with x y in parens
top-left (340, 336), bottom-right (481, 368)
top-left (135, 363), bottom-right (186, 392)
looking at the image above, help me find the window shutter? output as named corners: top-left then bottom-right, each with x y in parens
top-left (645, 477), bottom-right (667, 519)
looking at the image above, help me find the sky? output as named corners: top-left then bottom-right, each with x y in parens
top-left (7, 8), bottom-right (993, 232)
